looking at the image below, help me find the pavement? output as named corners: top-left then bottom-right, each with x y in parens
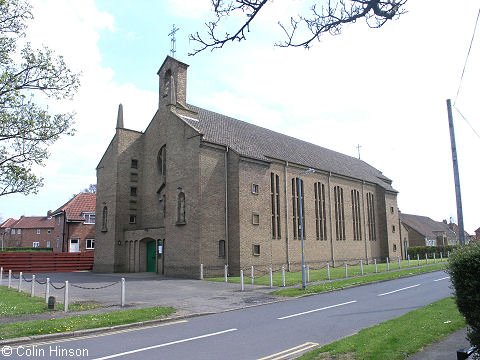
top-left (0, 271), bottom-right (476, 359)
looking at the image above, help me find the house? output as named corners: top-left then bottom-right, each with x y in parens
top-left (475, 227), bottom-right (480, 241)
top-left (50, 193), bottom-right (96, 252)
top-left (1, 216), bottom-right (56, 249)
top-left (94, 56), bottom-right (402, 277)
top-left (400, 213), bottom-right (469, 248)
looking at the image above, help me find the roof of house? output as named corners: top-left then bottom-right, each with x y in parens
top-left (179, 105), bottom-right (396, 192)
top-left (0, 218), bottom-right (18, 229)
top-left (11, 216), bottom-right (55, 229)
top-left (52, 193), bottom-right (96, 221)
top-left (400, 213), bottom-right (454, 239)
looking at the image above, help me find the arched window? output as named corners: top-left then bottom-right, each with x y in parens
top-left (177, 190), bottom-right (186, 224)
top-left (101, 206), bottom-right (108, 232)
top-left (158, 145), bottom-right (166, 177)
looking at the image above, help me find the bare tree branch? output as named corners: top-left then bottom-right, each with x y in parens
top-left (189, 0), bottom-right (407, 55)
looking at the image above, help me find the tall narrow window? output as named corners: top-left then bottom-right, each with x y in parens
top-left (158, 145), bottom-right (166, 177)
top-left (218, 240), bottom-right (226, 258)
top-left (334, 186), bottom-right (345, 240)
top-left (101, 206), bottom-right (108, 232)
top-left (351, 189), bottom-right (362, 241)
top-left (270, 173), bottom-right (281, 239)
top-left (314, 182), bottom-right (327, 240)
top-left (292, 177), bottom-right (305, 240)
top-left (177, 191), bottom-right (186, 224)
top-left (367, 192), bottom-right (376, 241)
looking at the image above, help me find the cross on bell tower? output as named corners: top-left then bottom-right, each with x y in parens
top-left (168, 24), bottom-right (179, 58)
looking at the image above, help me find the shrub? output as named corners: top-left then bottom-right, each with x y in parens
top-left (447, 242), bottom-right (480, 349)
top-left (407, 245), bottom-right (457, 259)
top-left (0, 247), bottom-right (53, 252)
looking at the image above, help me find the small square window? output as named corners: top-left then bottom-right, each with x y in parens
top-left (17, 229), bottom-right (21, 234)
top-left (32, 241), bottom-right (40, 248)
top-left (131, 159), bottom-right (138, 169)
top-left (393, 244), bottom-right (397, 252)
top-left (392, 225), bottom-right (396, 233)
top-left (253, 244), bottom-right (260, 256)
top-left (252, 213), bottom-right (260, 225)
top-left (390, 206), bottom-right (394, 214)
top-left (130, 187), bottom-right (137, 197)
top-left (251, 184), bottom-right (259, 194)
top-left (86, 239), bottom-right (95, 249)
top-left (36, 229), bottom-right (41, 235)
top-left (129, 215), bottom-right (136, 224)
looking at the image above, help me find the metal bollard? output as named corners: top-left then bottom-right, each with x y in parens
top-left (374, 259), bottom-right (378, 273)
top-left (408, 254), bottom-right (411, 267)
top-left (306, 265), bottom-right (310, 283)
top-left (386, 258), bottom-right (390, 271)
top-left (121, 278), bottom-right (126, 307)
top-left (251, 265), bottom-right (254, 286)
top-left (360, 260), bottom-right (364, 276)
top-left (240, 270), bottom-right (244, 291)
top-left (45, 278), bottom-right (50, 304)
top-left (8, 269), bottom-right (11, 288)
top-left (425, 253), bottom-right (428, 265)
top-left (281, 266), bottom-right (286, 287)
top-left (64, 280), bottom-right (69, 313)
top-left (31, 274), bottom-right (35, 297)
top-left (224, 264), bottom-right (228, 283)
top-left (398, 257), bottom-right (401, 269)
top-left (417, 254), bottom-right (420, 266)
top-left (269, 267), bottom-right (273, 288)
top-left (200, 264), bottom-right (204, 280)
top-left (345, 263), bottom-right (348, 278)
top-left (440, 252), bottom-right (443, 262)
top-left (433, 253), bottom-right (436, 263)
top-left (18, 271), bottom-right (22, 292)
top-left (327, 262), bottom-right (331, 280)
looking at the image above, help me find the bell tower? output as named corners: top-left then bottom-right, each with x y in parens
top-left (157, 56), bottom-right (189, 109)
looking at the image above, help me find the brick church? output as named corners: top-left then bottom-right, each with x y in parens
top-left (94, 56), bottom-right (402, 277)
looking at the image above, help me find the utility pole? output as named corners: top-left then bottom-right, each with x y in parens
top-left (446, 99), bottom-right (465, 245)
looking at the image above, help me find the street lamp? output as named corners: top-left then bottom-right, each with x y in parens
top-left (298, 168), bottom-right (315, 290)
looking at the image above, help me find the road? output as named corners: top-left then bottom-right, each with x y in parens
top-left (1, 271), bottom-right (452, 360)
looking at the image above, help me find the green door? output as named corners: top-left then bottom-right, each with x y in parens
top-left (146, 241), bottom-right (156, 272)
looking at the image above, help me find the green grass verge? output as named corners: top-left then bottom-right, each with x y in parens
top-left (272, 263), bottom-right (446, 297)
top-left (0, 306), bottom-right (176, 340)
top-left (299, 297), bottom-right (465, 360)
top-left (208, 259), bottom-right (448, 287)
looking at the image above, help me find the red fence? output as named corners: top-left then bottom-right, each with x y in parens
top-left (0, 252), bottom-right (94, 273)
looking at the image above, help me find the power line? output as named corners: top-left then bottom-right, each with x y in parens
top-left (454, 8), bottom-right (480, 105)
top-left (454, 105), bottom-right (480, 141)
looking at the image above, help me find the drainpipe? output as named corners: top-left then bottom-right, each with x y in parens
top-left (284, 161), bottom-right (290, 271)
top-left (61, 210), bottom-right (67, 252)
top-left (224, 146), bottom-right (229, 268)
top-left (362, 181), bottom-right (368, 261)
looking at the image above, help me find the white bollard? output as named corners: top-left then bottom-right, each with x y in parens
top-left (433, 253), bottom-right (436, 263)
top-left (31, 274), bottom-right (35, 297)
top-left (440, 252), bottom-right (443, 262)
top-left (417, 254), bottom-right (420, 266)
top-left (8, 269), bottom-right (12, 288)
top-left (121, 278), bottom-right (126, 307)
top-left (398, 257), bottom-right (401, 269)
top-left (64, 280), bottom-right (69, 313)
top-left (425, 253), bottom-right (428, 265)
top-left (408, 254), bottom-right (411, 267)
top-left (269, 267), bottom-right (273, 288)
top-left (200, 264), bottom-right (204, 280)
top-left (345, 263), bottom-right (348, 278)
top-left (240, 270), bottom-right (244, 291)
top-left (360, 260), bottom-right (364, 276)
top-left (224, 264), bottom-right (228, 283)
top-left (374, 259), bottom-right (378, 273)
top-left (281, 266), bottom-right (286, 287)
top-left (327, 262), bottom-right (331, 280)
top-left (306, 265), bottom-right (310, 283)
top-left (45, 278), bottom-right (50, 304)
top-left (18, 271), bottom-right (22, 292)
top-left (0, 267), bottom-right (2, 286)
top-left (386, 257), bottom-right (390, 271)
top-left (251, 266), bottom-right (254, 286)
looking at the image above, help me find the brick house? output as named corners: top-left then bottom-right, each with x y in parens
top-left (94, 56), bottom-right (402, 277)
top-left (50, 193), bottom-right (96, 253)
top-left (1, 216), bottom-right (56, 249)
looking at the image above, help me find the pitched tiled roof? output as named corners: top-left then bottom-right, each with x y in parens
top-left (400, 214), bottom-right (451, 239)
top-left (12, 216), bottom-right (55, 229)
top-left (53, 193), bottom-right (96, 221)
top-left (179, 105), bottom-right (396, 192)
top-left (0, 218), bottom-right (18, 229)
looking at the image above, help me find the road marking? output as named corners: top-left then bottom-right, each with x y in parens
top-left (92, 328), bottom-right (238, 360)
top-left (12, 320), bottom-right (188, 348)
top-left (277, 300), bottom-right (357, 320)
top-left (434, 276), bottom-right (450, 282)
top-left (258, 342), bottom-right (319, 360)
top-left (377, 284), bottom-right (420, 297)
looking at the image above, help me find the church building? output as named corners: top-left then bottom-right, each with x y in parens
top-left (94, 56), bottom-right (402, 277)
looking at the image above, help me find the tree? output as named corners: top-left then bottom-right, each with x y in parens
top-left (83, 184), bottom-right (96, 194)
top-left (189, 0), bottom-right (407, 55)
top-left (0, 0), bottom-right (80, 197)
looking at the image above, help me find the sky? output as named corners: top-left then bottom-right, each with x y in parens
top-left (1, 0), bottom-right (479, 233)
